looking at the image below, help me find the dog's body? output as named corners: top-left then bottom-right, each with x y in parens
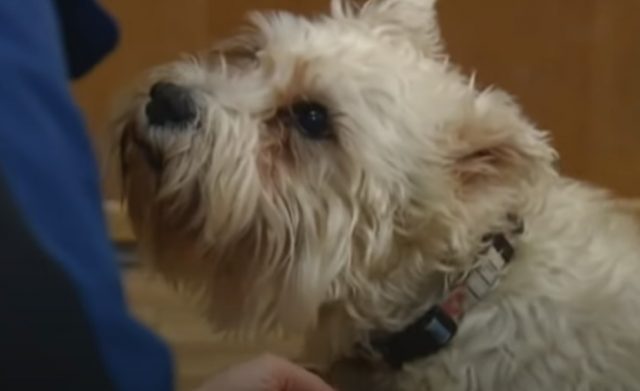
top-left (114, 1), bottom-right (640, 389)
top-left (320, 180), bottom-right (640, 390)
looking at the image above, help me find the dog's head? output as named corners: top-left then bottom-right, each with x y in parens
top-left (114, 0), bottom-right (556, 336)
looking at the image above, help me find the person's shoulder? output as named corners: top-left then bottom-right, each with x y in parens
top-left (53, 0), bottom-right (120, 79)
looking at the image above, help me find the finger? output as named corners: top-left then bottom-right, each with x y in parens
top-left (270, 358), bottom-right (335, 391)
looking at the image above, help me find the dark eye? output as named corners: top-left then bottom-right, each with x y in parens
top-left (289, 101), bottom-right (332, 140)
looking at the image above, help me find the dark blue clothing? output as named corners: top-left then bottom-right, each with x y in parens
top-left (0, 1), bottom-right (173, 390)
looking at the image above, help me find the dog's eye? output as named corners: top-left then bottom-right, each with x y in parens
top-left (289, 101), bottom-right (332, 140)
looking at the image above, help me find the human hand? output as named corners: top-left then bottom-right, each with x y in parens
top-left (195, 354), bottom-right (335, 391)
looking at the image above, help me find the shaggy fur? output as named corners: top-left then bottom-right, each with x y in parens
top-left (113, 0), bottom-right (640, 389)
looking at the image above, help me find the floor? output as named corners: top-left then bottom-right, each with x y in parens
top-left (123, 268), bottom-right (301, 391)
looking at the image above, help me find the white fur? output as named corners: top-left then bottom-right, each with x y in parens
top-left (114, 1), bottom-right (640, 389)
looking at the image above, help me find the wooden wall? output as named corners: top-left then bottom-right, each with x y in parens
top-left (72, 0), bottom-right (640, 199)
top-left (438, 0), bottom-right (640, 197)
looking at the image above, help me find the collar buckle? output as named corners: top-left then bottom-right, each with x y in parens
top-left (363, 216), bottom-right (524, 369)
top-left (371, 305), bottom-right (457, 369)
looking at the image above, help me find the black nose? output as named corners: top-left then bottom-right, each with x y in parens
top-left (145, 82), bottom-right (197, 127)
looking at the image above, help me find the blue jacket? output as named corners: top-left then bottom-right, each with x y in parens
top-left (0, 1), bottom-right (173, 390)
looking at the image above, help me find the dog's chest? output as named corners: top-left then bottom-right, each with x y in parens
top-left (326, 294), bottom-right (640, 391)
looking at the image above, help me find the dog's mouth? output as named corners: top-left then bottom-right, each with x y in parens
top-left (119, 122), bottom-right (165, 177)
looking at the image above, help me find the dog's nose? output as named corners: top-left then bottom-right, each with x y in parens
top-left (145, 82), bottom-right (197, 127)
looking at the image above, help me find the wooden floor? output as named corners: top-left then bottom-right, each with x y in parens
top-left (123, 268), bottom-right (301, 391)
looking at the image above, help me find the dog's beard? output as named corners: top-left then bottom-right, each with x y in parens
top-left (121, 122), bottom-right (366, 334)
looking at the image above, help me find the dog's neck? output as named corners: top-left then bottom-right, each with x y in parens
top-left (304, 214), bottom-right (525, 372)
top-left (358, 216), bottom-right (524, 369)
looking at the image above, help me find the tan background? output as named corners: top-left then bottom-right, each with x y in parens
top-left (73, 0), bottom-right (640, 199)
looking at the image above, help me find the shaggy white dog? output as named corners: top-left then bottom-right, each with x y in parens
top-left (114, 0), bottom-right (640, 389)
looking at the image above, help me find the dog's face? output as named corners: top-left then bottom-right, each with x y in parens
top-left (115, 0), bottom-right (556, 334)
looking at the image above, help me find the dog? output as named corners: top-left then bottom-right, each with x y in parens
top-left (113, 0), bottom-right (640, 389)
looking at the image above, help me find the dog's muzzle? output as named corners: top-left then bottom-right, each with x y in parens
top-left (145, 81), bottom-right (197, 128)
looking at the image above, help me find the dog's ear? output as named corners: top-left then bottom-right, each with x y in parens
top-left (339, 0), bottom-right (443, 56)
top-left (447, 91), bottom-right (558, 194)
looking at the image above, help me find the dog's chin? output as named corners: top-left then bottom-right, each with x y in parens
top-left (123, 169), bottom-right (331, 336)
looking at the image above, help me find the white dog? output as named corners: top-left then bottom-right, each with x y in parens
top-left (114, 0), bottom-right (640, 389)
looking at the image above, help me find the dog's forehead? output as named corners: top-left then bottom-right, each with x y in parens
top-left (250, 11), bottom-right (382, 59)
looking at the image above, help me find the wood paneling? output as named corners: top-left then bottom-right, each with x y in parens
top-left (439, 0), bottom-right (594, 180)
top-left (73, 1), bottom-right (640, 198)
top-left (438, 0), bottom-right (640, 197)
top-left (587, 1), bottom-right (640, 197)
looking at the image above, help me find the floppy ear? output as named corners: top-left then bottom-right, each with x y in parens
top-left (447, 91), bottom-right (558, 193)
top-left (348, 0), bottom-right (443, 57)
